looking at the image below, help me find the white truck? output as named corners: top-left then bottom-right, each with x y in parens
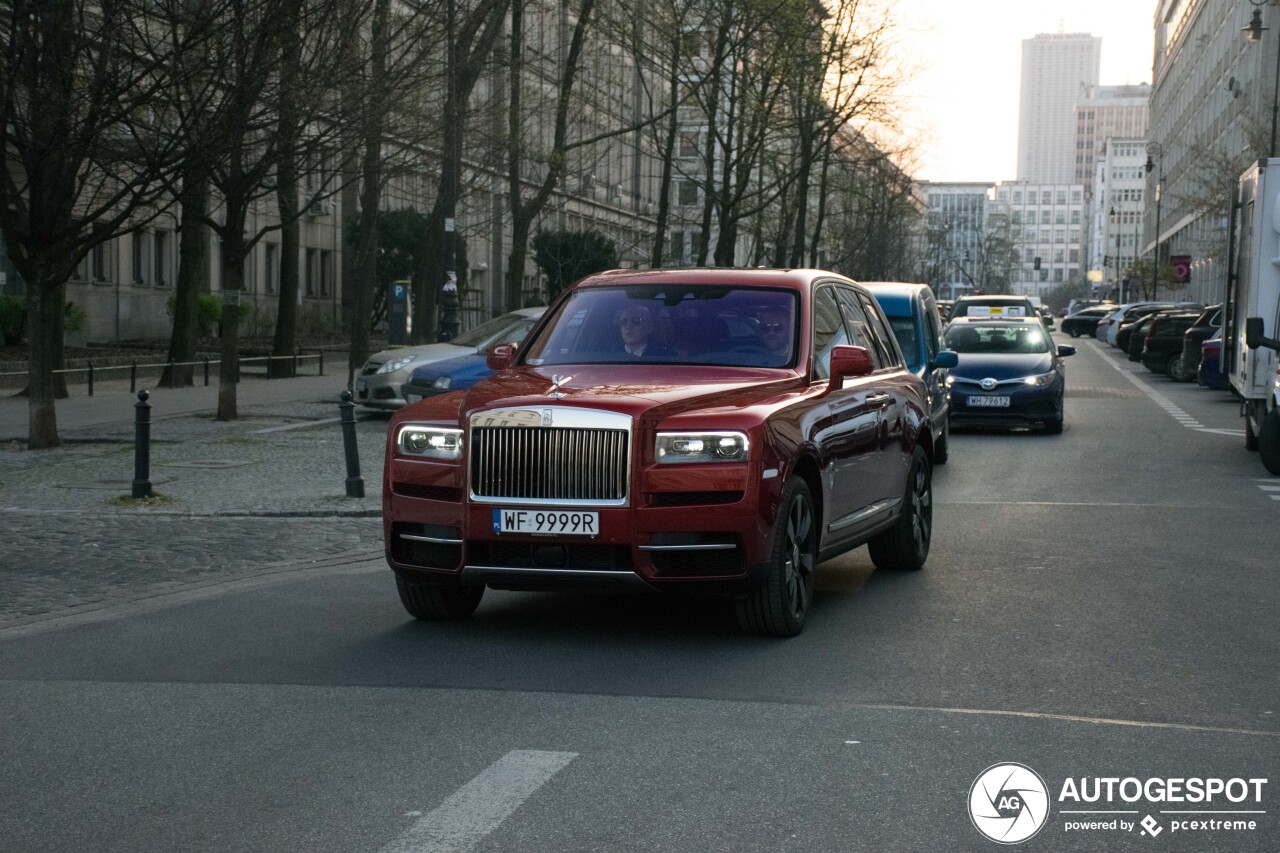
top-left (1227, 159), bottom-right (1280, 474)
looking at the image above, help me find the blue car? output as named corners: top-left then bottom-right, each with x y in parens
top-left (943, 316), bottom-right (1075, 434)
top-left (866, 282), bottom-right (957, 463)
top-left (402, 351), bottom-right (496, 403)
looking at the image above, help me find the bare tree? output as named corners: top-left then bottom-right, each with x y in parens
top-left (0, 0), bottom-right (216, 447)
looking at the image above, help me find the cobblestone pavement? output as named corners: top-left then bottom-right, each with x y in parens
top-left (0, 398), bottom-right (395, 626)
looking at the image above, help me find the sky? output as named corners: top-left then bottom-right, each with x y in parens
top-left (887, 0), bottom-right (1158, 183)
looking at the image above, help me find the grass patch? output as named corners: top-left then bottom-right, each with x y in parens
top-left (106, 492), bottom-right (176, 508)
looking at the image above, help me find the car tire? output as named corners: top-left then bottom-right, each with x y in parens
top-left (1167, 356), bottom-right (1192, 382)
top-left (934, 421), bottom-right (949, 465)
top-left (1246, 410), bottom-right (1260, 451)
top-left (1260, 410), bottom-right (1280, 475)
top-left (395, 572), bottom-right (484, 621)
top-left (736, 476), bottom-right (817, 638)
top-left (867, 447), bottom-right (932, 572)
top-left (1069, 328), bottom-right (1081, 338)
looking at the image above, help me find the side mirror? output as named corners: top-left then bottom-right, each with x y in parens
top-left (1245, 317), bottom-right (1264, 349)
top-left (1057, 345), bottom-right (1077, 357)
top-left (486, 343), bottom-right (516, 370)
top-left (932, 350), bottom-right (959, 369)
top-left (829, 345), bottom-right (874, 381)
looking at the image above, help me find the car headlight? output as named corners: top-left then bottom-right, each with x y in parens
top-left (655, 431), bottom-right (749, 463)
top-left (377, 356), bottom-right (416, 375)
top-left (944, 375), bottom-right (956, 387)
top-left (1024, 371), bottom-right (1058, 386)
top-left (433, 376), bottom-right (452, 389)
top-left (397, 426), bottom-right (463, 460)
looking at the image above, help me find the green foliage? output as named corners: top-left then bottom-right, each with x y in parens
top-left (0, 294), bottom-right (26, 345)
top-left (63, 300), bottom-right (86, 333)
top-left (165, 293), bottom-right (252, 336)
top-left (532, 230), bottom-right (619, 302)
top-left (1122, 258), bottom-right (1183, 301)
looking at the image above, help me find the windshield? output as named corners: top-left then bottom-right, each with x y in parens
top-left (453, 311), bottom-right (542, 348)
top-left (943, 322), bottom-right (1051, 354)
top-left (520, 285), bottom-right (799, 367)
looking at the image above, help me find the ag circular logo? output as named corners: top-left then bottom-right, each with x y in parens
top-left (969, 763), bottom-right (1050, 844)
top-left (980, 377), bottom-right (998, 390)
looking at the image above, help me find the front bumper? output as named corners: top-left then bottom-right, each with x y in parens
top-left (948, 382), bottom-right (1062, 426)
top-left (355, 370), bottom-right (409, 410)
top-left (383, 462), bottom-right (777, 594)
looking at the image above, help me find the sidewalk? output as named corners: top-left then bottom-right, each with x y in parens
top-left (0, 372), bottom-right (389, 517)
top-left (0, 372), bottom-right (392, 627)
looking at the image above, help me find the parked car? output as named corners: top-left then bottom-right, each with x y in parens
top-left (1098, 302), bottom-right (1201, 346)
top-left (1171, 304), bottom-right (1223, 382)
top-left (1198, 336), bottom-right (1231, 390)
top-left (1038, 306), bottom-right (1056, 330)
top-left (402, 351), bottom-right (498, 404)
top-left (1122, 314), bottom-right (1160, 361)
top-left (1140, 312), bottom-right (1201, 375)
top-left (355, 307), bottom-right (546, 410)
top-left (1060, 306), bottom-right (1113, 338)
top-left (947, 294), bottom-right (1038, 322)
top-left (943, 316), bottom-right (1074, 433)
top-left (865, 282), bottom-right (954, 464)
top-left (384, 268), bottom-right (949, 637)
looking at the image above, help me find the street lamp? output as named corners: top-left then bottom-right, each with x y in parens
top-left (1145, 142), bottom-right (1164, 301)
top-left (1244, 1), bottom-right (1280, 157)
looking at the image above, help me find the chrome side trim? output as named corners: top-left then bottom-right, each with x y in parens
top-left (461, 565), bottom-right (652, 590)
top-left (828, 497), bottom-right (902, 532)
top-left (400, 533), bottom-right (463, 545)
top-left (638, 544), bottom-right (737, 551)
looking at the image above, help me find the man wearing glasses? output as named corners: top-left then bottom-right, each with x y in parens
top-left (755, 307), bottom-right (793, 362)
top-left (616, 304), bottom-right (670, 357)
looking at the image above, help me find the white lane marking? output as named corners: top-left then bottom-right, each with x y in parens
top-left (380, 750), bottom-right (577, 853)
top-left (1260, 485), bottom-right (1280, 492)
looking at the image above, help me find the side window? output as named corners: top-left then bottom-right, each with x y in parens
top-left (834, 287), bottom-right (884, 370)
top-left (922, 300), bottom-right (941, 358)
top-left (857, 291), bottom-right (903, 369)
top-left (812, 286), bottom-right (849, 381)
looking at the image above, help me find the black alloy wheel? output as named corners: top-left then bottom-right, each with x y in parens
top-left (868, 446), bottom-right (932, 571)
top-left (736, 477), bottom-right (817, 637)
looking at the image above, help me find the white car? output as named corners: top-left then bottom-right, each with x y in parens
top-left (1095, 302), bottom-right (1181, 346)
top-left (355, 307), bottom-right (545, 409)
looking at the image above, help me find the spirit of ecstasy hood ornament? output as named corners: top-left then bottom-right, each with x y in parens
top-left (547, 374), bottom-right (573, 398)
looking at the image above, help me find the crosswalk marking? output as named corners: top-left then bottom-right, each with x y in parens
top-left (380, 750), bottom-right (577, 853)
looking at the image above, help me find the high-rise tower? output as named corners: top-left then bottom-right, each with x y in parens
top-left (1017, 33), bottom-right (1102, 184)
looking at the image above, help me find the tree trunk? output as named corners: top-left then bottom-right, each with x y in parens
top-left (650, 29), bottom-right (682, 268)
top-left (26, 277), bottom-right (61, 449)
top-left (348, 0), bottom-right (389, 386)
top-left (216, 213), bottom-right (246, 422)
top-left (272, 0), bottom-right (302, 376)
top-left (163, 164), bottom-right (209, 387)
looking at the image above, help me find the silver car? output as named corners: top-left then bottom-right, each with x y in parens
top-left (355, 307), bottom-right (546, 410)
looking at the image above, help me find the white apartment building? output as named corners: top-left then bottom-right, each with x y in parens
top-left (993, 181), bottom-right (1088, 297)
top-left (1074, 84), bottom-right (1150, 184)
top-left (920, 183), bottom-right (992, 298)
top-left (1090, 138), bottom-right (1149, 300)
top-left (1018, 33), bottom-right (1102, 185)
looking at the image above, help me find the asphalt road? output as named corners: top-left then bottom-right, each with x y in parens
top-left (1, 337), bottom-right (1277, 852)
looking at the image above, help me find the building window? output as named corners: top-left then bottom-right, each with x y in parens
top-left (305, 249), bottom-right (317, 296)
top-left (91, 243), bottom-right (107, 281)
top-left (265, 244), bottom-right (277, 294)
top-left (132, 233), bottom-right (147, 283)
top-left (678, 130), bottom-right (700, 159)
top-left (319, 250), bottom-right (331, 296)
top-left (670, 229), bottom-right (685, 262)
top-left (677, 180), bottom-right (699, 207)
top-left (153, 231), bottom-right (169, 286)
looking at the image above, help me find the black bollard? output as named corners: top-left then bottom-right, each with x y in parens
top-left (88, 361), bottom-right (94, 397)
top-left (339, 390), bottom-right (365, 498)
top-left (132, 390), bottom-right (153, 498)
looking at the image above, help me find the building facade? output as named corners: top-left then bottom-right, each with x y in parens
top-left (1148, 0), bottom-right (1272, 305)
top-left (1090, 138), bottom-right (1149, 300)
top-left (1074, 84), bottom-right (1151, 184)
top-left (1018, 33), bottom-right (1102, 185)
top-left (993, 181), bottom-right (1088, 297)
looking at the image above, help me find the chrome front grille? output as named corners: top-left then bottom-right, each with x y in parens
top-left (469, 407), bottom-right (633, 506)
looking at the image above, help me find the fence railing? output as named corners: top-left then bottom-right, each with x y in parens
top-left (0, 350), bottom-right (325, 396)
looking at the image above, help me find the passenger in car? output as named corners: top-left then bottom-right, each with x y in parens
top-left (755, 307), bottom-right (793, 360)
top-left (616, 305), bottom-right (671, 357)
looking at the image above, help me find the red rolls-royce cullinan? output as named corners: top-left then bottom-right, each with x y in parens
top-left (383, 268), bottom-right (938, 636)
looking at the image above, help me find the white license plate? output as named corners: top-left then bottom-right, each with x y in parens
top-left (492, 508), bottom-right (599, 536)
top-left (355, 378), bottom-right (367, 392)
top-left (967, 395), bottom-right (1011, 407)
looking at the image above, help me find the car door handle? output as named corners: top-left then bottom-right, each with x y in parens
top-left (866, 392), bottom-right (891, 407)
